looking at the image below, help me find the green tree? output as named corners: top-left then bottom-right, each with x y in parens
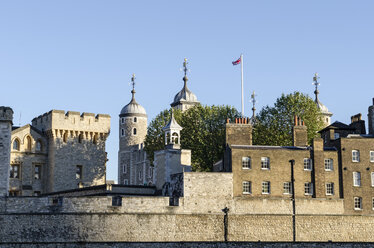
top-left (253, 91), bottom-right (324, 146)
top-left (144, 105), bottom-right (240, 171)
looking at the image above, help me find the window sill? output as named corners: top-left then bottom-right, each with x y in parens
top-left (242, 192), bottom-right (251, 195)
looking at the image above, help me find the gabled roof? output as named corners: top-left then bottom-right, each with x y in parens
top-left (318, 121), bottom-right (355, 133)
top-left (11, 124), bottom-right (45, 136)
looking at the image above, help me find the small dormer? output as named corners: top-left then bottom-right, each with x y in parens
top-left (162, 109), bottom-right (183, 149)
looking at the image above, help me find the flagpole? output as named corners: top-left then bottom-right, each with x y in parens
top-left (241, 54), bottom-right (244, 116)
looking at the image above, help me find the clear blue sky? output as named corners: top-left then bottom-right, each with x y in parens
top-left (1, 1), bottom-right (373, 181)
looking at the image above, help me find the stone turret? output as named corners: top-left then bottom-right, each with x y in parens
top-left (313, 73), bottom-right (333, 127)
top-left (368, 98), bottom-right (374, 135)
top-left (0, 107), bottom-right (13, 196)
top-left (170, 58), bottom-right (200, 112)
top-left (119, 75), bottom-right (147, 150)
top-left (118, 74), bottom-right (150, 186)
top-left (155, 112), bottom-right (191, 194)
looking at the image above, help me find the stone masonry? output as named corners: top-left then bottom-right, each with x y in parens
top-left (0, 106), bottom-right (13, 196)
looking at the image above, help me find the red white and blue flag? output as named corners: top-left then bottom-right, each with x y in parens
top-left (232, 57), bottom-right (241, 65)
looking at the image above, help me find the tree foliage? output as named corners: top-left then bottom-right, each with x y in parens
top-left (144, 105), bottom-right (240, 171)
top-left (253, 92), bottom-right (324, 146)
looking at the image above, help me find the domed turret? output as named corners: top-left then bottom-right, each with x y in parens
top-left (313, 73), bottom-right (332, 126)
top-left (120, 90), bottom-right (147, 117)
top-left (170, 58), bottom-right (200, 112)
top-left (119, 74), bottom-right (147, 150)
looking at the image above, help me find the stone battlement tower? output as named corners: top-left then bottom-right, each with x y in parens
top-left (30, 109), bottom-right (111, 193)
top-left (0, 107), bottom-right (13, 196)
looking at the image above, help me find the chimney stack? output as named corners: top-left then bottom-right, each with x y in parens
top-left (292, 115), bottom-right (308, 147)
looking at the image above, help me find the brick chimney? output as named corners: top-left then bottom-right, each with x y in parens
top-left (292, 116), bottom-right (308, 147)
top-left (369, 98), bottom-right (374, 135)
top-left (349, 113), bottom-right (366, 134)
top-left (225, 118), bottom-right (252, 146)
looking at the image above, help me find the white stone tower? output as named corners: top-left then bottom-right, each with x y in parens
top-left (0, 107), bottom-right (13, 196)
top-left (118, 74), bottom-right (149, 185)
top-left (313, 73), bottom-right (332, 126)
top-left (170, 58), bottom-right (200, 112)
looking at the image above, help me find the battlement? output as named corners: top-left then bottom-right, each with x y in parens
top-left (0, 106), bottom-right (13, 123)
top-left (31, 109), bottom-right (111, 134)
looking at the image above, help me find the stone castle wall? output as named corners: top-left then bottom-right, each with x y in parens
top-left (0, 196), bottom-right (373, 243)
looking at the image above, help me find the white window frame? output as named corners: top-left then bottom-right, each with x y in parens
top-left (370, 151), bottom-right (374, 163)
top-left (123, 179), bottom-right (128, 185)
top-left (304, 158), bottom-right (312, 171)
top-left (304, 182), bottom-right (313, 195)
top-left (261, 157), bottom-right (270, 170)
top-left (352, 150), bottom-right (360, 162)
top-left (123, 165), bottom-right (127, 174)
top-left (262, 181), bottom-right (270, 194)
top-left (353, 172), bottom-right (361, 187)
top-left (371, 172), bottom-right (374, 187)
top-left (372, 197), bottom-right (374, 210)
top-left (283, 182), bottom-right (292, 195)
top-left (242, 181), bottom-right (251, 194)
top-left (138, 170), bottom-right (142, 180)
top-left (324, 159), bottom-right (333, 171)
top-left (326, 182), bottom-right (334, 195)
top-left (242, 157), bottom-right (251, 169)
top-left (354, 197), bottom-right (362, 210)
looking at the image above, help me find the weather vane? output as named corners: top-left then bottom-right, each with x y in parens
top-left (183, 58), bottom-right (188, 77)
top-left (250, 91), bottom-right (257, 119)
top-left (313, 72), bottom-right (320, 88)
top-left (131, 73), bottom-right (136, 90)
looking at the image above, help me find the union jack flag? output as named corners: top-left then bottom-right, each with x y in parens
top-left (232, 57), bottom-right (241, 65)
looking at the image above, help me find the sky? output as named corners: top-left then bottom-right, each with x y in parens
top-left (1, 1), bottom-right (374, 181)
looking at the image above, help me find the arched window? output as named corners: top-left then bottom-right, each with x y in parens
top-left (171, 132), bottom-right (179, 144)
top-left (26, 136), bottom-right (32, 151)
top-left (93, 134), bottom-right (98, 145)
top-left (134, 117), bottom-right (137, 123)
top-left (133, 128), bottom-right (137, 136)
top-left (13, 139), bottom-right (20, 151)
top-left (121, 129), bottom-right (124, 137)
top-left (36, 140), bottom-right (42, 152)
top-left (78, 134), bottom-right (83, 143)
top-left (121, 118), bottom-right (124, 124)
top-left (63, 132), bottom-right (68, 143)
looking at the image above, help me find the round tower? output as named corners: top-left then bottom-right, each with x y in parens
top-left (119, 74), bottom-right (147, 150)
